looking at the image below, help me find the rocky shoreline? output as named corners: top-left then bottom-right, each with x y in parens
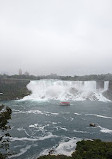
top-left (37, 139), bottom-right (112, 159)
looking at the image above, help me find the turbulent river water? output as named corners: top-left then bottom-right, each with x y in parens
top-left (1, 80), bottom-right (112, 159)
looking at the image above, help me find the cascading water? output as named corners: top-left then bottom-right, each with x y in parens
top-left (23, 80), bottom-right (109, 101)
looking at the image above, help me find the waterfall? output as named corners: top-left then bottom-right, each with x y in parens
top-left (23, 80), bottom-right (109, 101)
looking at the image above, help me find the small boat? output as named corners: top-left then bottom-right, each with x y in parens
top-left (60, 102), bottom-right (70, 106)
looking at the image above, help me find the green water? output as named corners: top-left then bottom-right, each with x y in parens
top-left (0, 100), bottom-right (112, 159)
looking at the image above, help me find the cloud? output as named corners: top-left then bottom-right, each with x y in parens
top-left (0, 0), bottom-right (112, 75)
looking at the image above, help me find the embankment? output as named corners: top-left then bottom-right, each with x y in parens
top-left (0, 78), bottom-right (31, 101)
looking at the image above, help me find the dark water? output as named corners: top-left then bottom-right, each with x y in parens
top-left (1, 100), bottom-right (112, 159)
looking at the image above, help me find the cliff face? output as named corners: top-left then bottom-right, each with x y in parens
top-left (0, 78), bottom-right (31, 101)
top-left (96, 81), bottom-right (104, 90)
top-left (108, 81), bottom-right (112, 91)
top-left (103, 81), bottom-right (112, 101)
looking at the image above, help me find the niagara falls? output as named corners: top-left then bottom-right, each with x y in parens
top-left (1, 0), bottom-right (112, 158)
top-left (23, 80), bottom-right (109, 102)
top-left (0, 78), bottom-right (112, 159)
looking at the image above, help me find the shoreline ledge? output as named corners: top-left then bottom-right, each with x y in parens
top-left (37, 139), bottom-right (112, 159)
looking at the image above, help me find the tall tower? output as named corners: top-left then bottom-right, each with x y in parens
top-left (19, 69), bottom-right (22, 75)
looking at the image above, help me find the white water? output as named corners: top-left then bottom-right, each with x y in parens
top-left (10, 132), bottom-right (57, 142)
top-left (23, 80), bottom-right (109, 101)
top-left (39, 137), bottom-right (81, 157)
top-left (98, 126), bottom-right (112, 134)
top-left (9, 145), bottom-right (31, 158)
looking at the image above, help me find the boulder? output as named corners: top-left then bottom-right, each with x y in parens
top-left (89, 123), bottom-right (96, 127)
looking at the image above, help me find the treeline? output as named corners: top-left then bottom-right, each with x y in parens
top-left (0, 105), bottom-right (12, 159)
top-left (61, 74), bottom-right (112, 81)
top-left (0, 73), bottom-right (112, 81)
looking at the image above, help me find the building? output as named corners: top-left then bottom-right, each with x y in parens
top-left (19, 69), bottom-right (22, 75)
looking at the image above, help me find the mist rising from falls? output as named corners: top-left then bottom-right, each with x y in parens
top-left (23, 80), bottom-right (109, 102)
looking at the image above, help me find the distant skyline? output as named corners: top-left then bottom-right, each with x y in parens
top-left (0, 0), bottom-right (112, 76)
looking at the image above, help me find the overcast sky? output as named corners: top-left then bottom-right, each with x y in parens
top-left (0, 0), bottom-right (112, 76)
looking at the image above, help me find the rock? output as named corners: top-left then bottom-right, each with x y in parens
top-left (48, 149), bottom-right (54, 155)
top-left (89, 123), bottom-right (96, 127)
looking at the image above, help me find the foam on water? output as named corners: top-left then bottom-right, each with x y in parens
top-left (54, 138), bottom-right (81, 156)
top-left (23, 80), bottom-right (110, 102)
top-left (39, 137), bottom-right (81, 157)
top-left (54, 126), bottom-right (68, 131)
top-left (85, 114), bottom-right (112, 119)
top-left (10, 132), bottom-right (58, 142)
top-left (13, 109), bottom-right (59, 116)
top-left (98, 126), bottom-right (112, 134)
top-left (74, 113), bottom-right (81, 115)
top-left (73, 130), bottom-right (88, 133)
top-left (9, 145), bottom-right (31, 158)
top-left (29, 123), bottom-right (50, 133)
top-left (17, 127), bottom-right (30, 136)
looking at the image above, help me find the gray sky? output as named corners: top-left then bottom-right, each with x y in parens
top-left (0, 0), bottom-right (112, 76)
